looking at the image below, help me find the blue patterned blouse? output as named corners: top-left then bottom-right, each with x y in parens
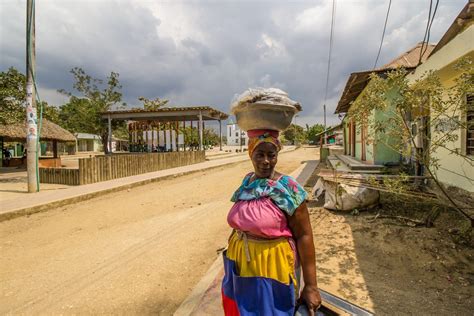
top-left (231, 173), bottom-right (308, 216)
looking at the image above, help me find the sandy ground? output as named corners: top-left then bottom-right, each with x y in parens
top-left (305, 170), bottom-right (474, 315)
top-left (0, 149), bottom-right (246, 203)
top-left (0, 168), bottom-right (70, 203)
top-left (0, 147), bottom-right (317, 315)
top-left (2, 146), bottom-right (472, 315)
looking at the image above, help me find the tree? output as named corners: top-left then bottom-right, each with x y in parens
top-left (203, 128), bottom-right (221, 147)
top-left (138, 96), bottom-right (169, 110)
top-left (0, 67), bottom-right (25, 124)
top-left (58, 97), bottom-right (96, 133)
top-left (306, 124), bottom-right (325, 144)
top-left (59, 67), bottom-right (126, 154)
top-left (1, 66), bottom-right (63, 126)
top-left (180, 126), bottom-right (221, 149)
top-left (282, 124), bottom-right (305, 145)
top-left (346, 57), bottom-right (473, 226)
top-left (182, 126), bottom-right (199, 149)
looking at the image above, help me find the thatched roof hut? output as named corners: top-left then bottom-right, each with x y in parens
top-left (0, 119), bottom-right (76, 143)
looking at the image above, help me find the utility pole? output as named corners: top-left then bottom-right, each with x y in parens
top-left (323, 104), bottom-right (327, 145)
top-left (26, 0), bottom-right (38, 192)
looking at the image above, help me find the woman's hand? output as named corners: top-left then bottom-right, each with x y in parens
top-left (288, 202), bottom-right (321, 315)
top-left (300, 284), bottom-right (322, 316)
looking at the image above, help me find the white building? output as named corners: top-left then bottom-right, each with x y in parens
top-left (227, 119), bottom-right (248, 147)
top-left (75, 133), bottom-right (102, 152)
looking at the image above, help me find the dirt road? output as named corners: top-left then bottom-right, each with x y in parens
top-left (0, 147), bottom-right (318, 315)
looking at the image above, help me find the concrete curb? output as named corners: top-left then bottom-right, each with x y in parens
top-left (0, 148), bottom-right (297, 223)
top-left (173, 159), bottom-right (320, 315)
top-left (174, 253), bottom-right (224, 316)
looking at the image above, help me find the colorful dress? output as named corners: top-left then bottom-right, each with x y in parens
top-left (221, 172), bottom-right (308, 316)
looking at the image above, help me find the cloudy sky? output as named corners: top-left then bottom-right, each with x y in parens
top-left (0, 0), bottom-right (467, 127)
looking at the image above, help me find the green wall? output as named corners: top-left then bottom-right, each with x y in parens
top-left (343, 117), bottom-right (349, 155)
top-left (372, 89), bottom-right (401, 165)
top-left (342, 85), bottom-right (401, 165)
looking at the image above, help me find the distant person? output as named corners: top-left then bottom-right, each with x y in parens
top-left (3, 148), bottom-right (12, 167)
top-left (221, 129), bottom-right (321, 315)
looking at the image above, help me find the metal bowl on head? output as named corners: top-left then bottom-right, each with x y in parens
top-left (232, 102), bottom-right (300, 132)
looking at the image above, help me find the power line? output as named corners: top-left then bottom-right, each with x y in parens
top-left (373, 0), bottom-right (392, 69)
top-left (422, 0), bottom-right (439, 59)
top-left (419, 0), bottom-right (433, 64)
top-left (323, 0), bottom-right (336, 130)
top-left (418, 0), bottom-right (439, 65)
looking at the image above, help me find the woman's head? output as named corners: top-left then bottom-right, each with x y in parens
top-left (247, 129), bottom-right (281, 178)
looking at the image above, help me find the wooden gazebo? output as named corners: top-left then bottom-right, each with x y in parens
top-left (101, 106), bottom-right (229, 152)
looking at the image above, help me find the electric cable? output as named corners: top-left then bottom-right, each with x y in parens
top-left (323, 0), bottom-right (336, 128)
top-left (418, 0), bottom-right (439, 65)
top-left (421, 0), bottom-right (439, 59)
top-left (373, 0), bottom-right (392, 69)
top-left (418, 0), bottom-right (433, 65)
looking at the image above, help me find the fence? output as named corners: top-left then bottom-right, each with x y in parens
top-left (39, 168), bottom-right (80, 185)
top-left (39, 151), bottom-right (206, 186)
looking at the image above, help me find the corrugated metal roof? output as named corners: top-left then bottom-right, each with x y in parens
top-left (381, 43), bottom-right (435, 69)
top-left (429, 2), bottom-right (473, 57)
top-left (335, 43), bottom-right (435, 114)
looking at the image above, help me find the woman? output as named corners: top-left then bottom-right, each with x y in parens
top-left (222, 129), bottom-right (321, 316)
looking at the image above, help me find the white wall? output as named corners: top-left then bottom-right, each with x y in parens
top-left (406, 25), bottom-right (474, 192)
top-left (226, 124), bottom-right (248, 146)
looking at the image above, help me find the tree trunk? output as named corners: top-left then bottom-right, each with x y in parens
top-left (102, 131), bottom-right (109, 154)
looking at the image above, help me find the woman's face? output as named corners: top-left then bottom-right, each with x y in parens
top-left (251, 142), bottom-right (278, 178)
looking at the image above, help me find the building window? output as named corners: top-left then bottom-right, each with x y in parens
top-left (229, 128), bottom-right (231, 137)
top-left (467, 94), bottom-right (474, 156)
top-left (236, 132), bottom-right (239, 137)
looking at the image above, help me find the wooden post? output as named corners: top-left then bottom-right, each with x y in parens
top-left (176, 121), bottom-right (179, 152)
top-left (144, 122), bottom-right (148, 152)
top-left (53, 140), bottom-right (58, 158)
top-left (219, 119), bottom-right (222, 151)
top-left (202, 121), bottom-right (206, 150)
top-left (190, 120), bottom-right (194, 151)
top-left (79, 158), bottom-right (84, 185)
top-left (198, 111), bottom-right (203, 151)
top-left (151, 124), bottom-right (155, 152)
top-left (183, 120), bottom-right (186, 152)
top-left (108, 114), bottom-right (112, 154)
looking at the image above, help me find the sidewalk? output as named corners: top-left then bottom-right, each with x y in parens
top-left (174, 159), bottom-right (319, 316)
top-left (0, 147), bottom-right (296, 222)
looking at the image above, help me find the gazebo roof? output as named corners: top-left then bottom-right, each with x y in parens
top-left (0, 119), bottom-right (76, 143)
top-left (102, 106), bottom-right (229, 122)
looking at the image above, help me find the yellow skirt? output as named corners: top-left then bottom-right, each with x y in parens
top-left (226, 231), bottom-right (298, 287)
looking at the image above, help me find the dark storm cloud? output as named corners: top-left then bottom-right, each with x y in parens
top-left (0, 0), bottom-right (467, 125)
